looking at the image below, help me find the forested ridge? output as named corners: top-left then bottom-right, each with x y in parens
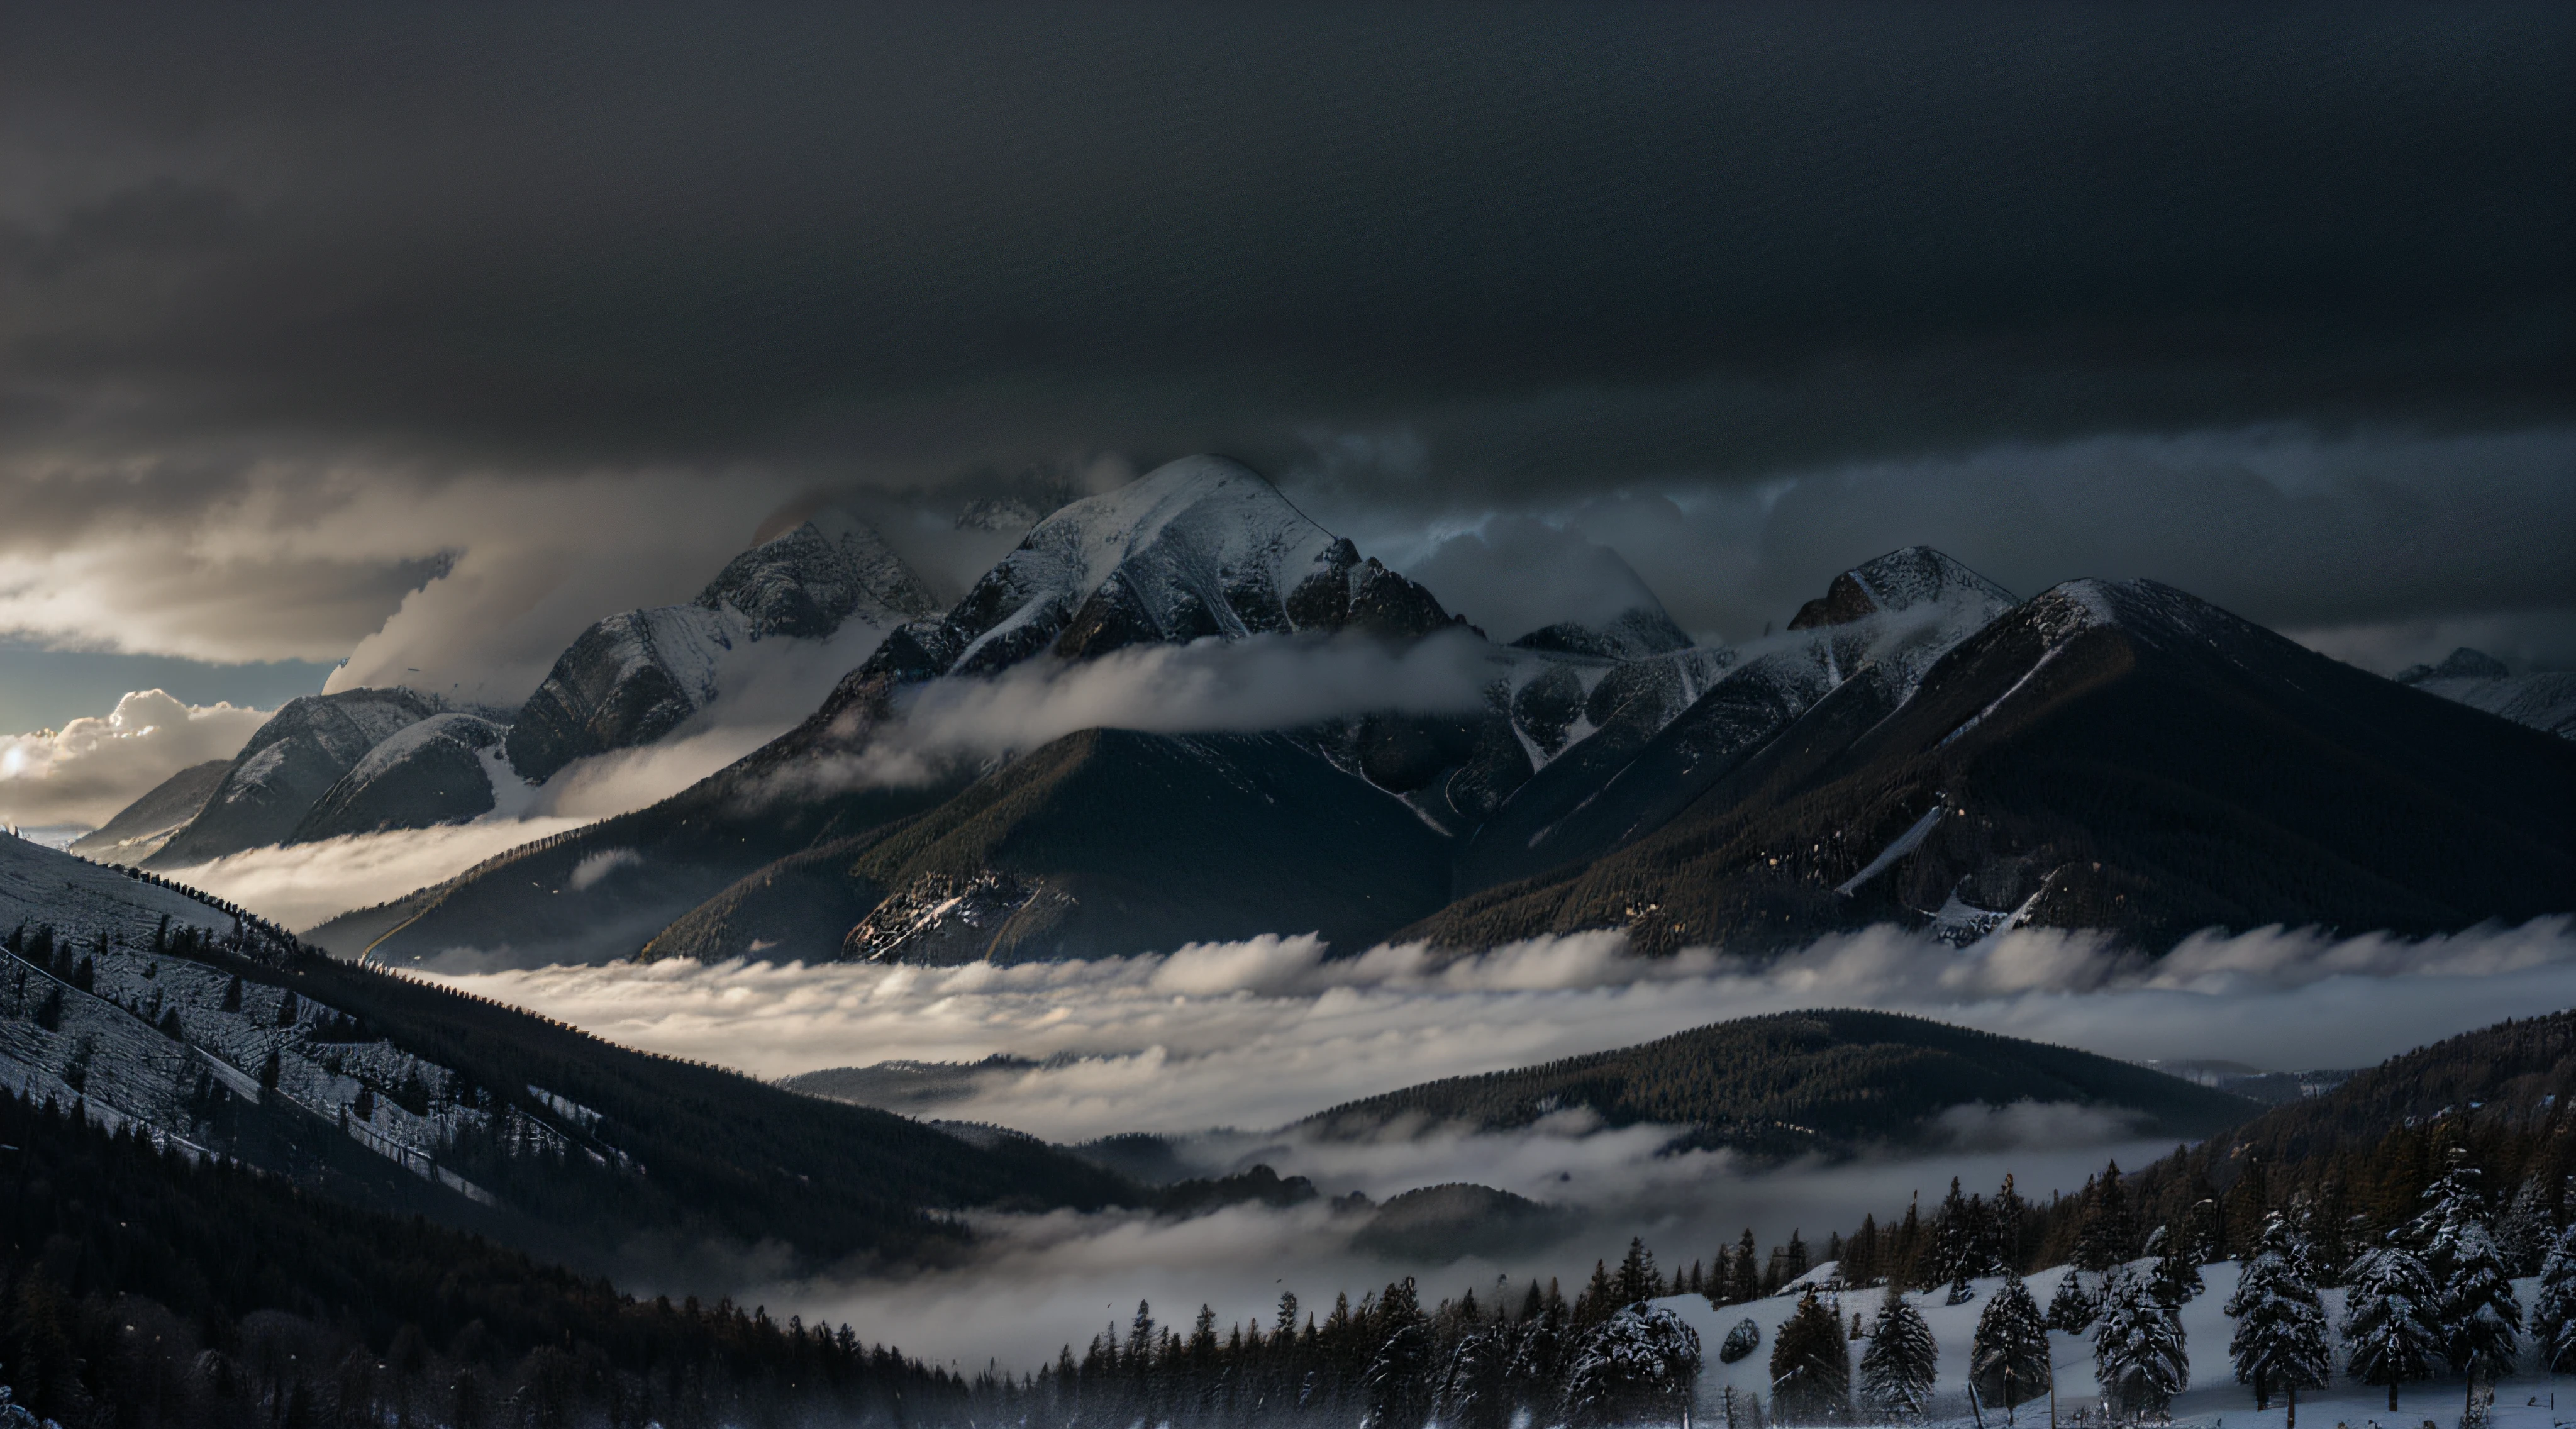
top-left (1302, 1009), bottom-right (2258, 1157)
top-left (4, 885), bottom-right (1140, 1278)
top-left (0, 1088), bottom-right (976, 1426)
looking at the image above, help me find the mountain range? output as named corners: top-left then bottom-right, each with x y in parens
top-left (80, 509), bottom-right (951, 869)
top-left (75, 455), bottom-right (2576, 971)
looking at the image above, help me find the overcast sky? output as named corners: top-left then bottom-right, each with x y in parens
top-left (1, 2), bottom-right (2570, 737)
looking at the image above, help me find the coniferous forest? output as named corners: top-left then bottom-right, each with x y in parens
top-left (16, 1006), bottom-right (2576, 1425)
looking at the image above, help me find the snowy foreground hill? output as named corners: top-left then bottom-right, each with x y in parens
top-left (1678, 1262), bottom-right (2563, 1429)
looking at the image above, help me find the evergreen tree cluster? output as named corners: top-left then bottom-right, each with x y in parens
top-left (953, 1274), bottom-right (1698, 1429)
top-left (0, 1087), bottom-right (972, 1427)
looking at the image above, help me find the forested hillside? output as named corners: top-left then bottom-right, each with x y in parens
top-left (3, 834), bottom-right (1139, 1280)
top-left (1302, 1009), bottom-right (2258, 1158)
top-left (0, 1089), bottom-right (976, 1426)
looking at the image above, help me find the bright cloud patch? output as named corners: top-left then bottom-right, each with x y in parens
top-left (0, 689), bottom-right (270, 828)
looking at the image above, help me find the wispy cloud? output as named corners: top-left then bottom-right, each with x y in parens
top-left (776, 630), bottom-right (1496, 794)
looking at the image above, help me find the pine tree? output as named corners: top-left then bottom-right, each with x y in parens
top-left (2533, 1223), bottom-right (2576, 1376)
top-left (2092, 1264), bottom-right (2188, 1420)
top-left (1613, 1237), bottom-right (1660, 1307)
top-left (1858, 1284), bottom-right (1938, 1420)
top-left (2147, 1225), bottom-right (2204, 1306)
top-left (2045, 1270), bottom-right (2097, 1333)
top-left (1768, 1288), bottom-right (1850, 1424)
top-left (2418, 1151), bottom-right (2521, 1417)
top-left (2496, 1172), bottom-right (2554, 1277)
top-left (2342, 1244), bottom-right (2439, 1413)
top-left (1990, 1174), bottom-right (2031, 1276)
top-left (2074, 1162), bottom-right (2136, 1272)
top-left (1935, 1179), bottom-right (1980, 1305)
top-left (1438, 1321), bottom-right (1512, 1429)
top-left (1731, 1229), bottom-right (1762, 1304)
top-left (1969, 1270), bottom-right (2050, 1421)
top-left (2225, 1210), bottom-right (2329, 1418)
top-left (1503, 1298), bottom-right (1564, 1427)
top-left (1359, 1279), bottom-right (1431, 1429)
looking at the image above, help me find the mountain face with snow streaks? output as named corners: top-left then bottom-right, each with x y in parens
top-left (860, 454), bottom-right (1462, 683)
top-left (1418, 576), bottom-right (2576, 954)
top-left (289, 711), bottom-right (509, 842)
top-left (299, 457), bottom-right (2575, 974)
top-left (146, 688), bottom-right (448, 867)
top-left (1453, 547), bottom-right (2016, 894)
top-left (506, 512), bottom-right (938, 780)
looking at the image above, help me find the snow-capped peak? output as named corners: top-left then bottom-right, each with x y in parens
top-left (994, 453), bottom-right (1343, 618)
top-left (1789, 547), bottom-right (2016, 631)
top-left (863, 454), bottom-right (1461, 681)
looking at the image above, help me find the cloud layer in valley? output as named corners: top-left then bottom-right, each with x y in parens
top-left (430, 916), bottom-right (2576, 1142)
top-left (435, 916), bottom-right (2576, 1365)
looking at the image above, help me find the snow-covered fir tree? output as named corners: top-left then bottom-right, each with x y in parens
top-left (2225, 1209), bottom-right (2331, 1416)
top-left (1358, 1279), bottom-right (1431, 1429)
top-left (2531, 1222), bottom-right (2576, 1375)
top-left (1503, 1298), bottom-right (1567, 1426)
top-left (1990, 1174), bottom-right (2031, 1278)
top-left (2093, 1264), bottom-right (2189, 1421)
top-left (2418, 1152), bottom-right (2522, 1416)
top-left (1562, 1303), bottom-right (1702, 1429)
top-left (1437, 1320), bottom-right (1513, 1429)
top-left (2046, 1268), bottom-right (2098, 1332)
top-left (1859, 1284), bottom-right (1939, 1420)
top-left (1970, 1270), bottom-right (2051, 1421)
top-left (2342, 1243), bottom-right (2440, 1413)
top-left (1770, 1287), bottom-right (1851, 1423)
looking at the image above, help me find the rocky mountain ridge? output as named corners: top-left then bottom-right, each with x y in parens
top-left (240, 455), bottom-right (2576, 970)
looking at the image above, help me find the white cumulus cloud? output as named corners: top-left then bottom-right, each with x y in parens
top-left (0, 688), bottom-right (270, 828)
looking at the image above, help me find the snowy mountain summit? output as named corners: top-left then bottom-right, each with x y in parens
top-left (862, 454), bottom-right (1462, 682)
top-left (1789, 546), bottom-right (2015, 631)
top-left (507, 512), bottom-right (941, 779)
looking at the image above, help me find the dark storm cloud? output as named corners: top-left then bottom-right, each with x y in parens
top-left (3, 3), bottom-right (2568, 470)
top-left (0, 2), bottom-right (2568, 676)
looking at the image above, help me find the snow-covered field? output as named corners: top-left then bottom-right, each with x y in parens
top-left (1667, 1262), bottom-right (2567, 1429)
